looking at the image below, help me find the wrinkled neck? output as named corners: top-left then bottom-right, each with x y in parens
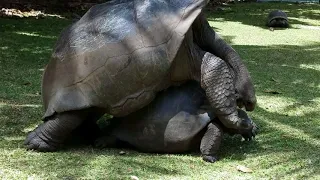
top-left (189, 43), bottom-right (206, 82)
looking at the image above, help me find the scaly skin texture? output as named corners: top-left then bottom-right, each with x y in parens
top-left (25, 111), bottom-right (85, 151)
top-left (200, 53), bottom-right (251, 129)
top-left (200, 122), bottom-right (223, 163)
top-left (25, 108), bottom-right (104, 151)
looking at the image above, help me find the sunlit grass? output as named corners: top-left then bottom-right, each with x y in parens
top-left (208, 19), bottom-right (320, 46)
top-left (14, 31), bottom-right (56, 39)
top-left (0, 2), bottom-right (320, 179)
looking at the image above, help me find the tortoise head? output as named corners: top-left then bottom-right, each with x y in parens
top-left (235, 67), bottom-right (257, 111)
top-left (234, 65), bottom-right (257, 112)
top-left (237, 108), bottom-right (251, 122)
top-left (235, 81), bottom-right (256, 111)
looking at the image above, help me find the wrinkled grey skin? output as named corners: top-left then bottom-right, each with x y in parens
top-left (267, 10), bottom-right (289, 28)
top-left (96, 81), bottom-right (258, 163)
top-left (25, 0), bottom-right (256, 152)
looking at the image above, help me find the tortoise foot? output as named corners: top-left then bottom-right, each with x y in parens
top-left (202, 155), bottom-right (218, 163)
top-left (24, 124), bottom-right (60, 152)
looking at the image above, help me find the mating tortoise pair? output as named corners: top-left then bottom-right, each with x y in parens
top-left (25, 0), bottom-right (258, 161)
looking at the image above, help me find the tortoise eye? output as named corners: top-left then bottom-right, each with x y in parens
top-left (245, 102), bottom-right (255, 111)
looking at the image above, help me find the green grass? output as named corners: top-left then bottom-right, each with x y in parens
top-left (1, 2), bottom-right (320, 179)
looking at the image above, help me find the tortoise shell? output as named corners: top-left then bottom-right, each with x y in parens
top-left (42, 0), bottom-right (209, 118)
top-left (267, 10), bottom-right (289, 27)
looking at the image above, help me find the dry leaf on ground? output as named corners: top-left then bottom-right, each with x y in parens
top-left (236, 165), bottom-right (253, 173)
top-left (119, 151), bottom-right (126, 155)
top-left (130, 175), bottom-right (139, 180)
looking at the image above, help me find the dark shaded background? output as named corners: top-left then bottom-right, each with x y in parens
top-left (0, 0), bottom-right (110, 12)
top-left (0, 0), bottom-right (234, 13)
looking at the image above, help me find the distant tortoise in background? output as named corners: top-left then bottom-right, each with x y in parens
top-left (96, 81), bottom-right (258, 163)
top-left (25, 0), bottom-right (257, 152)
top-left (267, 10), bottom-right (289, 28)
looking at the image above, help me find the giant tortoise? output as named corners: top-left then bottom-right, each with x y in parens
top-left (96, 81), bottom-right (258, 163)
top-left (267, 10), bottom-right (289, 28)
top-left (25, 0), bottom-right (256, 151)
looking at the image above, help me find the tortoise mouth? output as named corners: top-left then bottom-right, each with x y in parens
top-left (237, 100), bottom-right (244, 109)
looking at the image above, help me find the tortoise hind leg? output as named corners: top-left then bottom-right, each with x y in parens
top-left (25, 110), bottom-right (88, 152)
top-left (200, 122), bottom-right (223, 163)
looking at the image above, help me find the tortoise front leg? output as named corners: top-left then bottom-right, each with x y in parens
top-left (200, 52), bottom-right (252, 130)
top-left (200, 122), bottom-right (223, 163)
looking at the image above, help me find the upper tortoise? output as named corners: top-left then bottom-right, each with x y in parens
top-left (25, 0), bottom-right (256, 151)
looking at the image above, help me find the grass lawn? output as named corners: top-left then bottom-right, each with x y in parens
top-left (0, 2), bottom-right (320, 179)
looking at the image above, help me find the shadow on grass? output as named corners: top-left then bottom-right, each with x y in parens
top-left (206, 2), bottom-right (320, 28)
top-left (251, 107), bottom-right (320, 179)
top-left (0, 17), bottom-right (71, 103)
top-left (234, 43), bottom-right (320, 102)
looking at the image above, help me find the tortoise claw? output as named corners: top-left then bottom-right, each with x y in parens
top-left (24, 124), bottom-right (59, 152)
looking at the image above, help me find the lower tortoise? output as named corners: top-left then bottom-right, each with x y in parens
top-left (96, 81), bottom-right (258, 163)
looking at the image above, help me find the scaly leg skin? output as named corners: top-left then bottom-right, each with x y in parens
top-left (24, 110), bottom-right (87, 152)
top-left (200, 52), bottom-right (252, 130)
top-left (200, 122), bottom-right (223, 163)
